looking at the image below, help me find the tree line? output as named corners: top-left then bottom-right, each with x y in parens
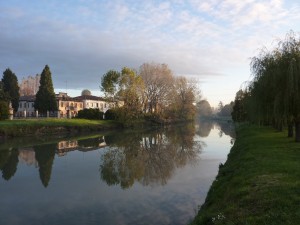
top-left (1, 63), bottom-right (200, 122)
top-left (0, 65), bottom-right (57, 119)
top-left (231, 31), bottom-right (300, 142)
top-left (101, 62), bottom-right (200, 124)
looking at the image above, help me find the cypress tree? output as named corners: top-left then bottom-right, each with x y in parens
top-left (34, 65), bottom-right (57, 113)
top-left (1, 68), bottom-right (20, 112)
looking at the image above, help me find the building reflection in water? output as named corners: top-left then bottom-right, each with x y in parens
top-left (0, 121), bottom-right (234, 188)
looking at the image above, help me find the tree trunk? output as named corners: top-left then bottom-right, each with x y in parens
top-left (288, 122), bottom-right (293, 138)
top-left (277, 120), bottom-right (283, 132)
top-left (295, 121), bottom-right (300, 142)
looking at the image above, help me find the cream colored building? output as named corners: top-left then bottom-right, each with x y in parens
top-left (16, 91), bottom-right (122, 118)
top-left (56, 92), bottom-right (83, 118)
top-left (16, 95), bottom-right (36, 117)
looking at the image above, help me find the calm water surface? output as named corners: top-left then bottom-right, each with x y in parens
top-left (0, 121), bottom-right (235, 225)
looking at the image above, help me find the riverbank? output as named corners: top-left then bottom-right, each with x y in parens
top-left (191, 124), bottom-right (300, 225)
top-left (0, 119), bottom-right (122, 138)
top-left (0, 117), bottom-right (195, 138)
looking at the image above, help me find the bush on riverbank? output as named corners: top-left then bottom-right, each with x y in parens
top-left (191, 124), bottom-right (300, 225)
top-left (77, 108), bottom-right (104, 120)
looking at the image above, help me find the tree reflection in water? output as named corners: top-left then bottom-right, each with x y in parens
top-left (34, 144), bottom-right (56, 187)
top-left (197, 119), bottom-right (236, 139)
top-left (100, 124), bottom-right (203, 189)
top-left (0, 121), bottom-right (234, 188)
top-left (0, 148), bottom-right (19, 181)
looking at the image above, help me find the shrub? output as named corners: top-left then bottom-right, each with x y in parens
top-left (104, 109), bottom-right (117, 120)
top-left (0, 101), bottom-right (9, 120)
top-left (77, 108), bottom-right (104, 120)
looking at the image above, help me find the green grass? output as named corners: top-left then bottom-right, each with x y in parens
top-left (0, 118), bottom-right (115, 126)
top-left (0, 118), bottom-right (120, 137)
top-left (191, 124), bottom-right (300, 225)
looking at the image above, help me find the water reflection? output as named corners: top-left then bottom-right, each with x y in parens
top-left (197, 119), bottom-right (235, 139)
top-left (0, 135), bottom-right (108, 186)
top-left (197, 120), bottom-right (214, 137)
top-left (0, 121), bottom-right (235, 225)
top-left (101, 124), bottom-right (202, 189)
top-left (0, 121), bottom-right (234, 188)
top-left (0, 148), bottom-right (19, 181)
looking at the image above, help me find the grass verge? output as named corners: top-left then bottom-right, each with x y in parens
top-left (191, 124), bottom-right (300, 225)
top-left (0, 118), bottom-right (121, 138)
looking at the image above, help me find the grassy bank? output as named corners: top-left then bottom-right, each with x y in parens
top-left (191, 124), bottom-right (300, 225)
top-left (0, 118), bottom-right (121, 138)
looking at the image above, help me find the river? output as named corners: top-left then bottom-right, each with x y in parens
top-left (0, 120), bottom-right (235, 225)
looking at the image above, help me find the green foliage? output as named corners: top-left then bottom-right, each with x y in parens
top-left (77, 108), bottom-right (104, 120)
top-left (118, 67), bottom-right (144, 118)
top-left (104, 109), bottom-right (117, 120)
top-left (100, 70), bottom-right (120, 98)
top-left (100, 64), bottom-right (200, 124)
top-left (0, 101), bottom-right (9, 120)
top-left (1, 68), bottom-right (20, 112)
top-left (191, 125), bottom-right (300, 225)
top-left (232, 31), bottom-right (300, 140)
top-left (0, 81), bottom-right (9, 101)
top-left (35, 65), bottom-right (58, 113)
top-left (231, 90), bottom-right (249, 122)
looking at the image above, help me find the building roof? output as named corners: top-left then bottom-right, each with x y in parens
top-left (19, 94), bottom-right (109, 103)
top-left (19, 95), bottom-right (36, 101)
top-left (73, 95), bottom-right (106, 101)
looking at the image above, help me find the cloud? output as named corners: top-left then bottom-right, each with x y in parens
top-left (0, 0), bottom-right (300, 103)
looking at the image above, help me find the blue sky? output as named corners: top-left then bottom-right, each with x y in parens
top-left (1, 0), bottom-right (300, 107)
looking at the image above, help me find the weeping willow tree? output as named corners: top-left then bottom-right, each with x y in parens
top-left (233, 31), bottom-right (300, 141)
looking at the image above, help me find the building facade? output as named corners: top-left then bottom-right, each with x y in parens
top-left (16, 95), bottom-right (36, 117)
top-left (16, 92), bottom-right (121, 118)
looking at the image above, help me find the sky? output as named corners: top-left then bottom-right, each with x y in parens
top-left (1, 0), bottom-right (300, 107)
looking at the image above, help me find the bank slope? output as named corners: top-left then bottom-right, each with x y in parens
top-left (0, 119), bottom-right (121, 138)
top-left (191, 124), bottom-right (300, 225)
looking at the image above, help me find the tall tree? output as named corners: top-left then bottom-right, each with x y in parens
top-left (139, 63), bottom-right (174, 114)
top-left (0, 81), bottom-right (9, 120)
top-left (239, 31), bottom-right (300, 141)
top-left (34, 65), bottom-right (57, 113)
top-left (1, 68), bottom-right (20, 112)
top-left (167, 76), bottom-right (197, 120)
top-left (118, 67), bottom-right (145, 118)
top-left (100, 70), bottom-right (120, 99)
